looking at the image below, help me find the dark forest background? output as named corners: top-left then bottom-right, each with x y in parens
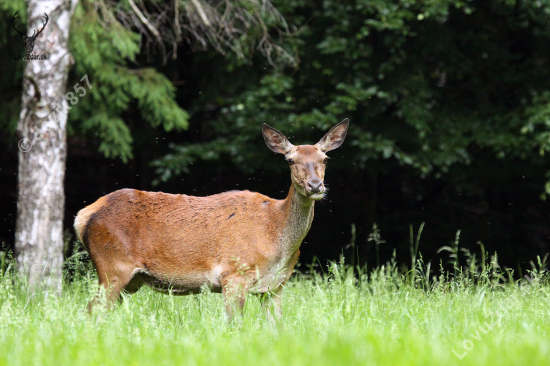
top-left (2, 0), bottom-right (550, 275)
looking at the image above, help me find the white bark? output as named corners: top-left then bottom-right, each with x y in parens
top-left (15, 0), bottom-right (78, 292)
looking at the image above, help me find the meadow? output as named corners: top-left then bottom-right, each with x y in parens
top-left (0, 248), bottom-right (549, 366)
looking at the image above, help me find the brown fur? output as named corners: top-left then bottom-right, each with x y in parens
top-left (75, 119), bottom-right (349, 321)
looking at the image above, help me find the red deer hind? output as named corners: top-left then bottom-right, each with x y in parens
top-left (74, 119), bottom-right (349, 321)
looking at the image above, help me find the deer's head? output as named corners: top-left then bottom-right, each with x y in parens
top-left (262, 119), bottom-right (349, 201)
top-left (11, 11), bottom-right (49, 54)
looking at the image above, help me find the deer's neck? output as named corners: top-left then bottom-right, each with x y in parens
top-left (278, 184), bottom-right (315, 253)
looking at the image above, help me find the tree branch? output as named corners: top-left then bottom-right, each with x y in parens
top-left (127, 0), bottom-right (163, 45)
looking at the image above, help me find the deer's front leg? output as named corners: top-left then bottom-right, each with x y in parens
top-left (221, 273), bottom-right (253, 322)
top-left (261, 285), bottom-right (283, 325)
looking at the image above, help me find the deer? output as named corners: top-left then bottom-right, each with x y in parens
top-left (11, 11), bottom-right (49, 54)
top-left (74, 119), bottom-right (349, 322)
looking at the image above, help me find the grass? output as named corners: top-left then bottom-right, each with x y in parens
top-left (0, 253), bottom-right (549, 366)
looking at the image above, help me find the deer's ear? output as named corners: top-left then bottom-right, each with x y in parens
top-left (262, 124), bottom-right (293, 154)
top-left (316, 118), bottom-right (349, 152)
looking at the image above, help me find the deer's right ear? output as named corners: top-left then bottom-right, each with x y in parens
top-left (262, 124), bottom-right (293, 154)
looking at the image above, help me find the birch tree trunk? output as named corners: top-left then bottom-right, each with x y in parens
top-left (15, 0), bottom-right (78, 292)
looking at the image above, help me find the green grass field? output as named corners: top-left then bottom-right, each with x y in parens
top-left (1, 255), bottom-right (549, 366)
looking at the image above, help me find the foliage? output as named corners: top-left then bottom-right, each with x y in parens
top-left (68, 0), bottom-right (189, 162)
top-left (0, 0), bottom-right (190, 162)
top-left (154, 0), bottom-right (550, 177)
top-left (0, 0), bottom-right (301, 162)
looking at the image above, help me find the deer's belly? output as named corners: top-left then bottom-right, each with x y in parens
top-left (137, 256), bottom-right (294, 294)
top-left (139, 268), bottom-right (223, 294)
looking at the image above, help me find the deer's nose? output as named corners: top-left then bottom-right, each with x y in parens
top-left (307, 179), bottom-right (323, 194)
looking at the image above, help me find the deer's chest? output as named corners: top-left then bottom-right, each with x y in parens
top-left (249, 249), bottom-right (300, 293)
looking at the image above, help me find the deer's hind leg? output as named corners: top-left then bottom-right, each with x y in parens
top-left (88, 261), bottom-right (142, 312)
top-left (84, 219), bottom-right (144, 312)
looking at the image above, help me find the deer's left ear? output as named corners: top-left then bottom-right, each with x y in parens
top-left (315, 118), bottom-right (349, 152)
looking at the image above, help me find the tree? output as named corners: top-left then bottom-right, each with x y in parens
top-left (14, 0), bottom-right (79, 291)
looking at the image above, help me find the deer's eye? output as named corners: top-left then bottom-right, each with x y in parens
top-left (323, 157), bottom-right (330, 164)
top-left (287, 158), bottom-right (295, 166)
